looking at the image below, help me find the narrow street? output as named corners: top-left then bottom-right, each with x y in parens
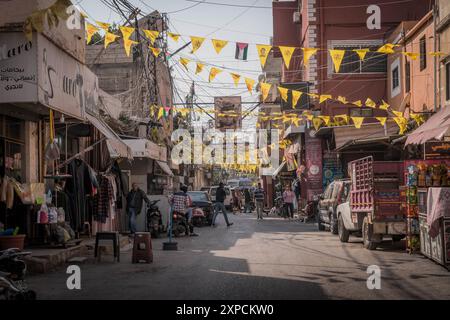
top-left (28, 213), bottom-right (450, 300)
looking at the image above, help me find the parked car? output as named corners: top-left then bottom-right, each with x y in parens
top-left (317, 179), bottom-right (351, 234)
top-left (335, 194), bottom-right (362, 243)
top-left (347, 156), bottom-right (406, 250)
top-left (208, 186), bottom-right (232, 210)
top-left (187, 191), bottom-right (214, 226)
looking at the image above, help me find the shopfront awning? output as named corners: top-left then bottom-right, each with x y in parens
top-left (405, 106), bottom-right (450, 146)
top-left (272, 161), bottom-right (287, 178)
top-left (86, 113), bottom-right (132, 160)
top-left (156, 161), bottom-right (174, 176)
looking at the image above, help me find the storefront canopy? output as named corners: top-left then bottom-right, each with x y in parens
top-left (334, 121), bottom-right (398, 150)
top-left (272, 161), bottom-right (287, 179)
top-left (86, 113), bottom-right (132, 160)
top-left (405, 106), bottom-right (450, 145)
top-left (156, 161), bottom-right (174, 177)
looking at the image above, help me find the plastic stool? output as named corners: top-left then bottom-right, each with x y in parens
top-left (95, 232), bottom-right (120, 262)
top-left (132, 232), bottom-right (153, 263)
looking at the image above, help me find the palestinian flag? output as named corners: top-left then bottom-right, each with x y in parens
top-left (235, 42), bottom-right (249, 60)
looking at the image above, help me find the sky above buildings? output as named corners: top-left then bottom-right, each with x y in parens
top-left (76, 0), bottom-right (275, 128)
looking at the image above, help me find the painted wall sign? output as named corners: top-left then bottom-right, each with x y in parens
top-left (425, 141), bottom-right (450, 160)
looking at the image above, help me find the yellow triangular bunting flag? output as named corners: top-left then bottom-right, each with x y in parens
top-left (292, 90), bottom-right (302, 109)
top-left (403, 52), bottom-right (419, 60)
top-left (351, 116), bottom-right (364, 129)
top-left (318, 115), bottom-right (330, 126)
top-left (354, 48), bottom-right (369, 61)
top-left (211, 39), bottom-right (228, 54)
top-left (312, 118), bottom-right (323, 131)
top-left (377, 43), bottom-right (396, 54)
top-left (329, 49), bottom-right (346, 73)
top-left (104, 32), bottom-right (119, 49)
top-left (180, 57), bottom-right (190, 70)
top-left (195, 62), bottom-right (205, 75)
top-left (245, 78), bottom-right (255, 93)
top-left (209, 67), bottom-right (222, 82)
top-left (230, 73), bottom-right (241, 87)
top-left (376, 117), bottom-right (387, 126)
top-left (190, 36), bottom-right (206, 53)
top-left (260, 82), bottom-right (272, 102)
top-left (168, 32), bottom-right (180, 42)
top-left (143, 30), bottom-right (160, 44)
top-left (334, 114), bottom-right (349, 125)
top-left (337, 96), bottom-right (349, 104)
top-left (157, 107), bottom-right (164, 120)
top-left (352, 100), bottom-right (363, 107)
top-left (392, 110), bottom-right (404, 118)
top-left (379, 99), bottom-right (390, 110)
top-left (96, 21), bottom-right (110, 31)
top-left (123, 38), bottom-right (138, 57)
top-left (302, 48), bottom-right (318, 66)
top-left (256, 44), bottom-right (272, 68)
top-left (149, 47), bottom-right (161, 57)
top-left (119, 26), bottom-right (134, 41)
top-left (365, 98), bottom-right (377, 108)
top-left (319, 95), bottom-right (332, 104)
top-left (278, 87), bottom-right (289, 102)
top-left (279, 46), bottom-right (296, 69)
top-left (393, 117), bottom-right (408, 134)
top-left (86, 23), bottom-right (99, 44)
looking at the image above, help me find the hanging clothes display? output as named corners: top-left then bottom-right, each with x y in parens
top-left (93, 175), bottom-right (113, 224)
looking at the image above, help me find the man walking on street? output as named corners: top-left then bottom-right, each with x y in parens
top-left (126, 183), bottom-right (150, 235)
top-left (254, 183), bottom-right (265, 220)
top-left (212, 182), bottom-right (233, 227)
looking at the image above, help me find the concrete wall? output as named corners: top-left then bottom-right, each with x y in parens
top-left (438, 0), bottom-right (450, 109)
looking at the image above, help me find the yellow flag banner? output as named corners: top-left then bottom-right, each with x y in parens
top-left (305, 113), bottom-right (314, 121)
top-left (318, 115), bottom-right (330, 126)
top-left (86, 23), bottom-right (99, 44)
top-left (104, 32), bottom-right (119, 49)
top-left (376, 117), bottom-right (387, 126)
top-left (260, 82), bottom-right (272, 102)
top-left (168, 32), bottom-right (180, 42)
top-left (195, 62), bottom-right (204, 75)
top-left (230, 73), bottom-right (241, 87)
top-left (351, 116), bottom-right (364, 129)
top-left (123, 38), bottom-right (138, 57)
top-left (365, 98), bottom-right (377, 108)
top-left (410, 113), bottom-right (424, 126)
top-left (149, 47), bottom-right (161, 57)
top-left (393, 117), bottom-right (408, 134)
top-left (379, 100), bottom-right (390, 110)
top-left (354, 48), bottom-right (369, 61)
top-left (245, 78), bottom-right (256, 93)
top-left (209, 67), bottom-right (222, 82)
top-left (180, 57), bottom-right (190, 70)
top-left (278, 87), bottom-right (289, 102)
top-left (211, 39), bottom-right (228, 54)
top-left (334, 114), bottom-right (349, 125)
top-left (279, 46), bottom-right (296, 69)
top-left (337, 96), bottom-right (349, 104)
top-left (190, 36), bottom-right (206, 53)
top-left (302, 48), bottom-right (318, 66)
top-left (319, 95), bottom-right (332, 104)
top-left (329, 49), bottom-right (346, 73)
top-left (292, 90), bottom-right (302, 109)
top-left (392, 110), bottom-right (404, 118)
top-left (157, 107), bottom-right (164, 120)
top-left (256, 44), bottom-right (272, 68)
top-left (352, 100), bottom-right (363, 107)
top-left (312, 118), bottom-right (323, 131)
top-left (143, 30), bottom-right (160, 44)
top-left (377, 43), bottom-right (396, 54)
top-left (429, 51), bottom-right (446, 57)
top-left (119, 26), bottom-right (134, 41)
top-left (403, 52), bottom-right (419, 60)
top-left (96, 21), bottom-right (110, 31)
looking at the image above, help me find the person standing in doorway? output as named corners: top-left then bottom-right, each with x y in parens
top-left (283, 185), bottom-right (296, 220)
top-left (126, 183), bottom-right (150, 235)
top-left (212, 182), bottom-right (233, 227)
top-left (254, 183), bottom-right (265, 220)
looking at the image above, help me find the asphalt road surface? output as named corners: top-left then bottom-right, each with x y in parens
top-left (28, 212), bottom-right (450, 300)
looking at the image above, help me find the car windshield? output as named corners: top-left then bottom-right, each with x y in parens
top-left (188, 192), bottom-right (209, 202)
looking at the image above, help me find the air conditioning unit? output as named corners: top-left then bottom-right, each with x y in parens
top-left (293, 11), bottom-right (301, 24)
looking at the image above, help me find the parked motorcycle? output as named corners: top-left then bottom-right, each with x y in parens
top-left (146, 199), bottom-right (163, 238)
top-left (0, 248), bottom-right (36, 300)
top-left (192, 207), bottom-right (208, 227)
top-left (170, 211), bottom-right (191, 237)
top-left (300, 195), bottom-right (319, 223)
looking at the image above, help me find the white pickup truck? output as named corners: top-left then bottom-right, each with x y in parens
top-left (336, 195), bottom-right (363, 243)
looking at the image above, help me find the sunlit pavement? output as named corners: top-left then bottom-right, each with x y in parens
top-left (27, 212), bottom-right (450, 300)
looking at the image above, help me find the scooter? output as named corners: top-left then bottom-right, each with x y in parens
top-left (300, 195), bottom-right (319, 223)
top-left (0, 248), bottom-right (36, 300)
top-left (146, 200), bottom-right (163, 238)
top-left (170, 211), bottom-right (191, 237)
top-left (192, 207), bottom-right (208, 227)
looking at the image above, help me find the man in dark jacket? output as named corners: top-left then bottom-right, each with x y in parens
top-left (212, 182), bottom-right (233, 227)
top-left (126, 183), bottom-right (150, 234)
